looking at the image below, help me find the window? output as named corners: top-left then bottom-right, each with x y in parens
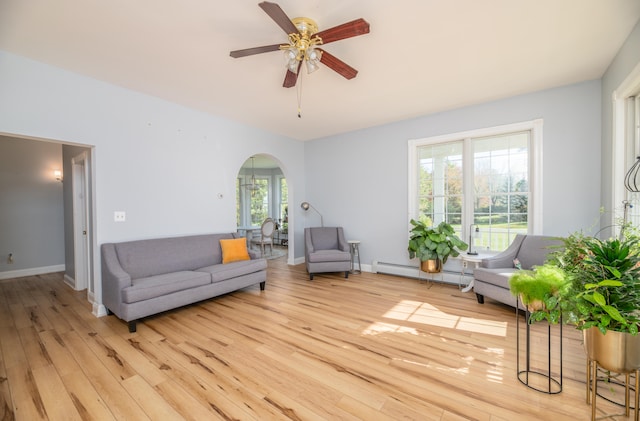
top-left (409, 120), bottom-right (542, 252)
top-left (623, 96), bottom-right (640, 227)
top-left (249, 178), bottom-right (269, 226)
top-left (278, 176), bottom-right (288, 227)
top-left (613, 63), bottom-right (640, 233)
top-left (237, 175), bottom-right (269, 226)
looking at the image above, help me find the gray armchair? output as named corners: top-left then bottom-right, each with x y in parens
top-left (473, 234), bottom-right (562, 309)
top-left (304, 227), bottom-right (351, 280)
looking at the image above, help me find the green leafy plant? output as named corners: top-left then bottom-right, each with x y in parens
top-left (408, 219), bottom-right (468, 264)
top-left (551, 234), bottom-right (640, 335)
top-left (508, 264), bottom-right (570, 324)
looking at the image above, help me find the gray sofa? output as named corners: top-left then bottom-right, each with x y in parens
top-left (304, 227), bottom-right (351, 280)
top-left (101, 233), bottom-right (267, 332)
top-left (473, 234), bottom-right (562, 309)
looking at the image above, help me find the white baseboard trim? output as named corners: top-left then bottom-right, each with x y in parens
top-left (63, 274), bottom-right (76, 289)
top-left (0, 264), bottom-right (65, 280)
top-left (93, 302), bottom-right (108, 318)
top-left (371, 260), bottom-right (463, 285)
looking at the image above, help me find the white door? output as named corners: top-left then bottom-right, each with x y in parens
top-left (72, 152), bottom-right (90, 292)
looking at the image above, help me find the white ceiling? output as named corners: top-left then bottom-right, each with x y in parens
top-left (1, 1), bottom-right (639, 141)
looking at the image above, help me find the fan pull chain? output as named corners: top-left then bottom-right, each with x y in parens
top-left (297, 69), bottom-right (303, 118)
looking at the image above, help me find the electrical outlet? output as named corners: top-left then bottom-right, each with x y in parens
top-left (8, 253), bottom-right (14, 264)
top-left (462, 260), bottom-right (468, 268)
top-left (114, 211), bottom-right (126, 222)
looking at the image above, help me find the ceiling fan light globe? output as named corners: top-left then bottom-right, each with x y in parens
top-left (306, 59), bottom-right (320, 74)
top-left (284, 48), bottom-right (296, 61)
top-left (287, 60), bottom-right (299, 73)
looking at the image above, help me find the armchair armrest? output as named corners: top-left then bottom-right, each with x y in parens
top-left (337, 228), bottom-right (349, 252)
top-left (305, 231), bottom-right (316, 254)
top-left (480, 234), bottom-right (526, 269)
top-left (101, 243), bottom-right (132, 316)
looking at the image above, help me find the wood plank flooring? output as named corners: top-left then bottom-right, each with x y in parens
top-left (0, 257), bottom-right (631, 420)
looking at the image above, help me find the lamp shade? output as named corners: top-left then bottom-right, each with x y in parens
top-left (300, 201), bottom-right (323, 226)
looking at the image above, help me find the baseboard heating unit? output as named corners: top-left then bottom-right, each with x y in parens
top-left (371, 260), bottom-right (464, 286)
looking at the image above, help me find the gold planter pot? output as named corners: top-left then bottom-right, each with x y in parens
top-left (583, 327), bottom-right (640, 373)
top-left (583, 327), bottom-right (640, 420)
top-left (420, 259), bottom-right (442, 273)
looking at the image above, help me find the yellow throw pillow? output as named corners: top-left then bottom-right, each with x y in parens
top-left (220, 238), bottom-right (250, 264)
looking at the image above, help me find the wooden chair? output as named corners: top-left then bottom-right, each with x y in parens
top-left (251, 218), bottom-right (275, 256)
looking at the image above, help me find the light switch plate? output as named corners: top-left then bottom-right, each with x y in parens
top-left (114, 211), bottom-right (126, 222)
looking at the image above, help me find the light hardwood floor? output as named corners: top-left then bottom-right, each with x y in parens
top-left (0, 257), bottom-right (630, 420)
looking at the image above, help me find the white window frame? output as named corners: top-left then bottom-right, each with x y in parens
top-left (408, 119), bottom-right (544, 249)
top-left (612, 61), bottom-right (640, 233)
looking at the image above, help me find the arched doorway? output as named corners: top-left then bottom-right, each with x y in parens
top-left (236, 154), bottom-right (289, 260)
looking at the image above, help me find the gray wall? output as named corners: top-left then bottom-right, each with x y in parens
top-left (305, 80), bottom-right (602, 269)
top-left (0, 136), bottom-right (64, 275)
top-left (0, 51), bottom-right (306, 313)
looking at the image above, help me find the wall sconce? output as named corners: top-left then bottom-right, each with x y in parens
top-left (468, 224), bottom-right (480, 255)
top-left (300, 201), bottom-right (323, 227)
top-left (54, 169), bottom-right (63, 182)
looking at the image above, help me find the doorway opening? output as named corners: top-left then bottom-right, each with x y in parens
top-left (236, 154), bottom-right (290, 261)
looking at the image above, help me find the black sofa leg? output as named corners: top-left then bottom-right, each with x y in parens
top-left (106, 308), bottom-right (113, 315)
top-left (128, 321), bottom-right (137, 333)
top-left (476, 293), bottom-right (485, 304)
top-left (309, 273), bottom-right (314, 280)
top-left (345, 271), bottom-right (349, 279)
top-left (260, 281), bottom-right (266, 290)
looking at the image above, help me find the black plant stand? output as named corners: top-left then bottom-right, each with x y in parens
top-left (516, 304), bottom-right (563, 394)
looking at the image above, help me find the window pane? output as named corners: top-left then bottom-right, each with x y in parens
top-left (250, 178), bottom-right (269, 225)
top-left (417, 142), bottom-right (463, 234)
top-left (473, 131), bottom-right (529, 251)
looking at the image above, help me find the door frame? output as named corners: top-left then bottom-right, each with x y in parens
top-left (72, 151), bottom-right (90, 293)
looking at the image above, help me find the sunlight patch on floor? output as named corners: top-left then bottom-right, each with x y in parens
top-left (374, 299), bottom-right (508, 337)
top-left (361, 321), bottom-right (420, 336)
top-left (396, 357), bottom-right (471, 376)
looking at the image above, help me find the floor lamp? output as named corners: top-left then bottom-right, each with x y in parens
top-left (300, 202), bottom-right (324, 227)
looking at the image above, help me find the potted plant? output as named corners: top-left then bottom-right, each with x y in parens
top-left (508, 263), bottom-right (570, 319)
top-left (546, 232), bottom-right (640, 373)
top-left (408, 219), bottom-right (468, 273)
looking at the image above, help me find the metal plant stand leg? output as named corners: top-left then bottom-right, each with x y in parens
top-left (515, 303), bottom-right (562, 394)
top-left (587, 359), bottom-right (639, 421)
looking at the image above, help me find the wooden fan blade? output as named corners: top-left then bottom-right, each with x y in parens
top-left (315, 18), bottom-right (370, 44)
top-left (230, 44), bottom-right (282, 58)
top-left (319, 50), bottom-right (358, 80)
top-left (283, 62), bottom-right (301, 88)
top-left (259, 1), bottom-right (298, 35)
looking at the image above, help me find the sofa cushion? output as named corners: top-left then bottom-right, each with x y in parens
top-left (220, 238), bottom-right (250, 264)
top-left (197, 258), bottom-right (267, 283)
top-left (114, 233), bottom-right (236, 279)
top-left (308, 249), bottom-right (351, 263)
top-left (473, 267), bottom-right (519, 288)
top-left (122, 271), bottom-right (212, 303)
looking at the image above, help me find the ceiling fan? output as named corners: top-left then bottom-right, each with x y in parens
top-left (229, 1), bottom-right (370, 89)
